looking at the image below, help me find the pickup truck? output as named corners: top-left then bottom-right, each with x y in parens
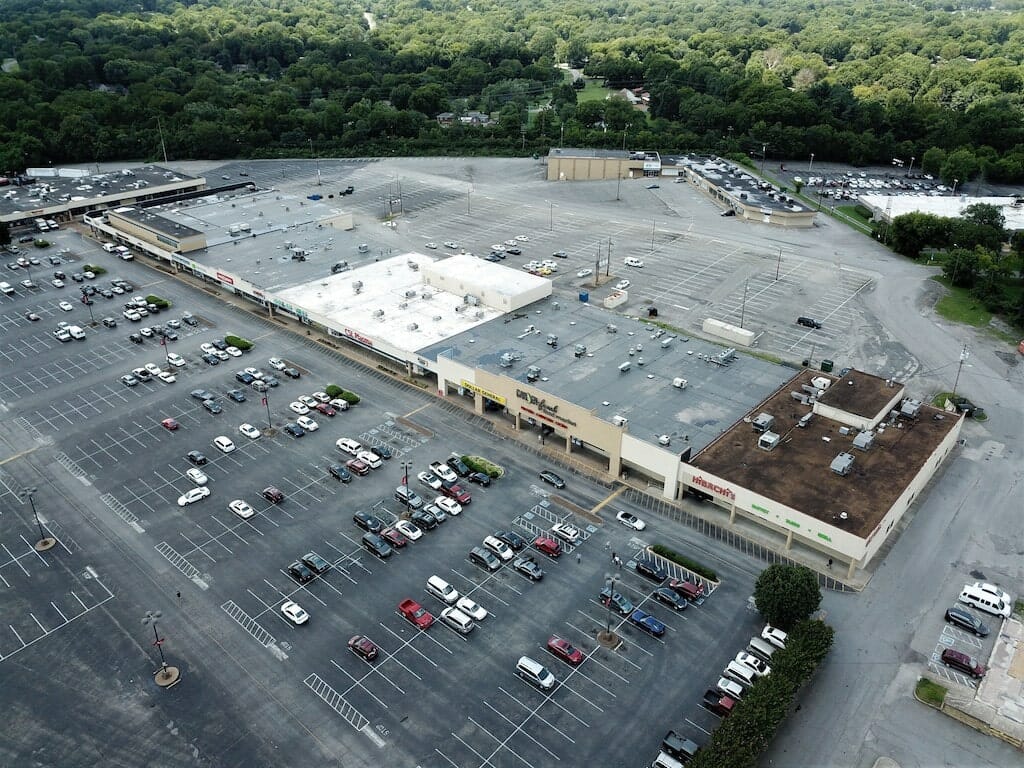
top-left (429, 461), bottom-right (458, 484)
top-left (702, 688), bottom-right (736, 717)
top-left (662, 730), bottom-right (700, 761)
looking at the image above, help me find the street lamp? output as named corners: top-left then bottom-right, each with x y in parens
top-left (252, 381), bottom-right (271, 430)
top-left (808, 153), bottom-right (814, 172)
top-left (760, 143), bottom-right (767, 176)
top-left (906, 156), bottom-right (915, 177)
top-left (600, 573), bottom-right (619, 645)
top-left (548, 200), bottom-right (554, 231)
top-left (401, 462), bottom-right (412, 511)
top-left (19, 487), bottom-right (55, 551)
top-left (142, 610), bottom-right (180, 688)
top-left (951, 178), bottom-right (959, 196)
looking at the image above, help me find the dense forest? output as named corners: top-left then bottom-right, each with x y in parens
top-left (2, 0), bottom-right (1024, 183)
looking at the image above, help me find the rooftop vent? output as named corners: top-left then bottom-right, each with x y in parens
top-left (574, 344), bottom-right (587, 358)
top-left (758, 431), bottom-right (781, 451)
top-left (830, 452), bottom-right (855, 476)
top-left (407, 322), bottom-right (419, 331)
top-left (372, 309), bottom-right (385, 319)
top-left (611, 415), bottom-right (628, 427)
top-left (526, 365), bottom-right (541, 382)
top-left (899, 399), bottom-right (922, 419)
top-left (852, 431), bottom-right (874, 451)
top-left (500, 353), bottom-right (515, 368)
top-left (352, 280), bottom-right (363, 294)
top-left (752, 413), bottom-right (775, 433)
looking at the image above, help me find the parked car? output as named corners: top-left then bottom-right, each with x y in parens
top-left (513, 555), bottom-right (544, 581)
top-left (186, 451), bottom-right (207, 466)
top-left (628, 608), bottom-right (666, 637)
top-left (551, 522), bottom-right (581, 544)
top-left (398, 598), bottom-right (434, 629)
top-left (467, 471), bottom-right (491, 486)
top-left (469, 546), bottom-right (501, 572)
top-left (653, 587), bottom-right (689, 611)
top-left (261, 486), bottom-right (284, 503)
top-left (495, 530), bottom-right (527, 551)
top-left (533, 536), bottom-right (562, 558)
top-left (761, 625), bottom-right (788, 649)
top-left (539, 469), bottom-right (565, 488)
top-left (940, 648), bottom-right (986, 678)
top-left (177, 487), bottom-right (211, 507)
top-left (362, 532), bottom-right (393, 559)
top-left (353, 510), bottom-right (383, 533)
top-left (287, 561), bottom-right (314, 583)
top-left (944, 606), bottom-right (990, 637)
top-left (599, 587), bottom-right (634, 616)
top-left (635, 555), bottom-right (668, 582)
top-left (546, 636), bottom-right (584, 665)
top-left (328, 464), bottom-right (352, 483)
top-left (348, 635), bottom-right (379, 661)
top-left (616, 510), bottom-right (646, 530)
top-left (280, 601), bottom-right (309, 625)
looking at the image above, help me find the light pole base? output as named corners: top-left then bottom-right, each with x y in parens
top-left (35, 537), bottom-right (57, 552)
top-left (154, 665), bottom-right (181, 688)
top-left (597, 630), bottom-right (621, 649)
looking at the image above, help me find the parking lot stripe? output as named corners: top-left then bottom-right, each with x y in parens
top-left (329, 658), bottom-right (397, 707)
top-left (571, 641), bottom-right (635, 679)
top-left (50, 602), bottom-right (68, 622)
top-left (2, 543), bottom-right (31, 576)
top-left (178, 532), bottom-right (219, 563)
top-left (482, 700), bottom-right (570, 753)
top-left (266, 575), bottom-right (329, 608)
top-left (431, 748), bottom-right (462, 768)
top-left (377, 621), bottom-right (439, 667)
top-left (684, 717), bottom-right (712, 736)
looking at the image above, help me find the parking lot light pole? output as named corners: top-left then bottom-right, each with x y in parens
top-left (951, 178), bottom-right (959, 196)
top-left (760, 143), bottom-right (767, 176)
top-left (808, 153), bottom-right (814, 172)
top-left (20, 486), bottom-right (56, 551)
top-left (775, 247), bottom-right (783, 281)
top-left (600, 573), bottom-right (619, 645)
top-left (401, 462), bottom-right (412, 511)
top-left (142, 610), bottom-right (180, 688)
top-left (906, 156), bottom-right (915, 177)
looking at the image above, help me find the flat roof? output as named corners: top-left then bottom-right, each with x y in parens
top-left (816, 369), bottom-right (898, 419)
top-left (111, 206), bottom-right (204, 239)
top-left (692, 369), bottom-right (960, 537)
top-left (679, 155), bottom-right (810, 213)
top-left (274, 254), bottom-right (507, 353)
top-left (0, 165), bottom-right (198, 217)
top-left (423, 253), bottom-right (550, 307)
top-left (860, 194), bottom-right (1024, 230)
top-left (418, 296), bottom-right (794, 453)
top-left (548, 148), bottom-right (630, 160)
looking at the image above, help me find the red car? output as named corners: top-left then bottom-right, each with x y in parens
top-left (546, 636), bottom-right (584, 666)
top-left (399, 598), bottom-right (434, 629)
top-left (348, 635), bottom-right (379, 661)
top-left (441, 484), bottom-right (472, 504)
top-left (533, 536), bottom-right (562, 558)
top-left (161, 417), bottom-right (179, 431)
top-left (261, 486), bottom-right (284, 503)
top-left (314, 403), bottom-right (336, 417)
top-left (346, 458), bottom-right (370, 476)
top-left (669, 578), bottom-right (705, 601)
top-left (381, 527), bottom-right (408, 548)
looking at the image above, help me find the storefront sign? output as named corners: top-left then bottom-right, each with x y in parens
top-left (461, 381), bottom-right (505, 406)
top-left (343, 328), bottom-right (374, 347)
top-left (691, 474), bottom-right (736, 500)
top-left (515, 389), bottom-right (560, 416)
top-left (216, 272), bottom-right (235, 285)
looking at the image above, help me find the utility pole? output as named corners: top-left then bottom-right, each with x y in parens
top-left (739, 279), bottom-right (749, 328)
top-left (157, 117), bottom-right (168, 164)
top-left (606, 238), bottom-right (612, 276)
top-left (760, 144), bottom-right (767, 176)
top-left (309, 139), bottom-right (321, 186)
top-left (952, 343), bottom-right (969, 397)
top-left (775, 247), bottom-right (782, 281)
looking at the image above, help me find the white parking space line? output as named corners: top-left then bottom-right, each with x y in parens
top-left (376, 622), bottom-right (438, 668)
top-left (328, 658), bottom-right (393, 709)
top-left (448, 567), bottom-right (513, 608)
top-left (684, 717), bottom-right (713, 735)
top-left (265, 575), bottom-right (329, 609)
top-left (485, 697), bottom-right (572, 751)
top-left (177, 532), bottom-right (219, 563)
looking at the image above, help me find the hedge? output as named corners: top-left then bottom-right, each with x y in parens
top-left (33, 239), bottom-right (51, 248)
top-left (688, 620), bottom-right (834, 768)
top-left (145, 294), bottom-right (170, 309)
top-left (650, 544), bottom-right (718, 582)
top-left (325, 383), bottom-right (360, 404)
top-left (325, 384), bottom-right (343, 398)
top-left (224, 334), bottom-right (252, 350)
top-left (463, 455), bottom-right (504, 478)
top-left (84, 264), bottom-right (107, 275)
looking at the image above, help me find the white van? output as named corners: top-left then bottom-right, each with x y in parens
top-left (335, 437), bottom-right (362, 455)
top-left (515, 656), bottom-right (556, 691)
top-left (652, 751), bottom-right (685, 768)
top-left (68, 325), bottom-right (86, 340)
top-left (0, 282), bottom-right (14, 295)
top-left (959, 584), bottom-right (1011, 618)
top-left (624, 256), bottom-right (645, 268)
top-left (747, 637), bottom-right (777, 663)
top-left (723, 660), bottom-right (756, 689)
top-left (102, 242), bottom-right (117, 253)
top-left (440, 606), bottom-right (475, 634)
top-left (426, 576), bottom-right (459, 605)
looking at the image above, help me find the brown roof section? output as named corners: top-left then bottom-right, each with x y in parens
top-left (692, 370), bottom-right (960, 538)
top-left (816, 369), bottom-right (899, 420)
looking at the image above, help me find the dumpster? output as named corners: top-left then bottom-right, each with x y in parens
top-left (820, 359), bottom-right (834, 372)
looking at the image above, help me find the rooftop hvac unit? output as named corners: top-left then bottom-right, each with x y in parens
top-left (464, 295), bottom-right (480, 306)
top-left (752, 413), bottom-right (775, 433)
top-left (611, 415), bottom-right (628, 427)
top-left (405, 290), bottom-right (417, 298)
top-left (798, 413), bottom-right (813, 428)
top-left (574, 344), bottom-right (587, 358)
top-left (660, 338), bottom-right (672, 349)
top-left (852, 431), bottom-right (875, 451)
top-left (900, 399), bottom-right (922, 419)
top-left (407, 260), bottom-right (419, 271)
top-left (810, 376), bottom-right (831, 390)
top-left (499, 353), bottom-right (515, 368)
top-left (398, 302), bottom-right (407, 309)
top-left (407, 323), bottom-right (419, 331)
top-left (830, 452), bottom-right (855, 476)
top-left (637, 357), bottom-right (645, 366)
top-left (474, 311), bottom-right (484, 319)
top-left (672, 377), bottom-right (688, 389)
top-left (607, 324), bottom-right (618, 334)
top-left (658, 434), bottom-right (671, 446)
top-left (546, 334), bottom-right (558, 347)
top-left (421, 291), bottom-right (433, 299)
top-left (352, 281), bottom-right (363, 294)
top-left (372, 309), bottom-right (385, 319)
top-left (526, 365), bottom-right (541, 382)
top-left (758, 431), bottom-right (781, 451)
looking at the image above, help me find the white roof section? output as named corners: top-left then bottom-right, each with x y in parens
top-left (274, 253), bottom-right (511, 354)
top-left (860, 194), bottom-right (1024, 230)
top-left (422, 253), bottom-right (551, 312)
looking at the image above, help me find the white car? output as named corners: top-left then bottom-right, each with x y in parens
top-left (482, 535), bottom-right (514, 562)
top-left (123, 309), bottom-right (141, 321)
top-left (144, 362), bottom-right (162, 376)
top-left (971, 582), bottom-right (1012, 605)
top-left (186, 467), bottom-right (208, 485)
top-left (616, 510), bottom-right (646, 530)
top-left (268, 357), bottom-right (286, 371)
top-left (504, 239), bottom-right (518, 246)
top-left (288, 401), bottom-right (309, 415)
top-left (515, 235), bottom-right (529, 242)
top-left (281, 601), bottom-right (309, 625)
top-left (717, 677), bottom-right (745, 699)
top-left (166, 353), bottom-right (186, 367)
top-left (761, 624), bottom-right (788, 649)
top-left (329, 398), bottom-right (350, 411)
top-left (51, 278), bottom-right (65, 288)
top-left (311, 391), bottom-right (331, 403)
top-left (229, 499), bottom-right (255, 519)
top-left (225, 346), bottom-right (242, 357)
top-left (456, 596), bottom-right (488, 620)
top-left (83, 271), bottom-right (95, 279)
top-left (394, 519), bottom-right (423, 541)
top-left (418, 471), bottom-right (443, 491)
top-left (577, 268), bottom-right (593, 278)
top-left (177, 486), bottom-right (211, 507)
top-left (735, 652), bottom-right (771, 677)
top-left (157, 370), bottom-right (177, 384)
top-left (238, 423), bottom-right (261, 440)
top-left (213, 435), bottom-right (236, 453)
top-left (424, 242), bottom-right (438, 249)
top-left (443, 241), bottom-right (459, 249)
top-left (615, 279), bottom-right (630, 290)
top-left (200, 342), bottom-right (217, 355)
top-left (212, 349), bottom-right (229, 361)
top-left (491, 244), bottom-right (505, 252)
top-left (430, 462), bottom-right (458, 484)
top-left (434, 496), bottom-right (462, 516)
top-left (551, 522), bottom-right (581, 544)
top-left (296, 415), bottom-right (318, 432)
top-left (243, 367), bottom-right (262, 379)
top-left (58, 301), bottom-right (73, 312)
top-left (297, 395), bottom-right (318, 408)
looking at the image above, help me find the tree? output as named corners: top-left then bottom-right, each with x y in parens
top-left (0, 221), bottom-right (10, 247)
top-left (753, 564), bottom-right (822, 630)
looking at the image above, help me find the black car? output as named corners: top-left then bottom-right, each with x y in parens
top-left (210, 339), bottom-right (228, 351)
top-left (301, 552), bottom-right (332, 574)
top-left (362, 532), bottom-right (393, 559)
top-left (282, 367), bottom-right (301, 379)
top-left (513, 555), bottom-right (544, 581)
top-left (53, 270), bottom-right (66, 279)
top-left (552, 250), bottom-right (568, 259)
top-left (202, 400), bottom-right (222, 414)
top-left (329, 464), bottom-right (352, 483)
top-left (186, 451), bottom-right (208, 466)
top-left (283, 422), bottom-right (305, 437)
top-left (81, 285), bottom-right (97, 296)
top-left (226, 389), bottom-right (247, 403)
top-left (796, 316), bottom-right (822, 329)
top-left (652, 587), bottom-right (689, 611)
top-left (19, 235), bottom-right (34, 243)
top-left (495, 530), bottom-right (527, 551)
top-left (945, 606), bottom-right (990, 636)
top-left (447, 455), bottom-right (471, 477)
top-left (539, 469), bottom-right (565, 489)
top-left (163, 328), bottom-right (179, 341)
top-left (182, 314), bottom-right (199, 327)
top-left (71, 273), bottom-right (85, 282)
top-left (128, 333), bottom-right (143, 344)
top-left (505, 247), bottom-right (522, 255)
top-left (410, 509), bottom-right (437, 530)
top-left (190, 389), bottom-right (215, 401)
top-left (235, 371), bottom-right (256, 385)
top-left (353, 510), bottom-right (383, 533)
top-left (951, 396), bottom-right (980, 417)
top-left (99, 288), bottom-right (114, 299)
top-left (287, 561), bottom-right (315, 583)
top-left (469, 546), bottom-right (501, 572)
top-left (375, 444), bottom-right (393, 460)
top-left (635, 556), bottom-right (668, 582)
top-left (467, 471), bottom-right (491, 487)
top-left (202, 353), bottom-right (220, 366)
top-left (662, 731), bottom-right (700, 761)
top-left (263, 375), bottom-right (280, 388)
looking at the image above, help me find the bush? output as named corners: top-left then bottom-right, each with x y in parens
top-left (84, 264), bottom-right (107, 275)
top-left (338, 389), bottom-right (360, 404)
top-left (650, 544), bottom-right (718, 582)
top-left (915, 678), bottom-right (946, 707)
top-left (463, 455), bottom-right (504, 478)
top-left (33, 239), bottom-right (50, 248)
top-left (145, 294), bottom-right (171, 309)
top-left (325, 384), bottom-right (343, 398)
top-left (224, 334), bottom-right (252, 350)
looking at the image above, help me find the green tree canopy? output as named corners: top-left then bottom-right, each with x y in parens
top-left (753, 564), bottom-right (822, 630)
